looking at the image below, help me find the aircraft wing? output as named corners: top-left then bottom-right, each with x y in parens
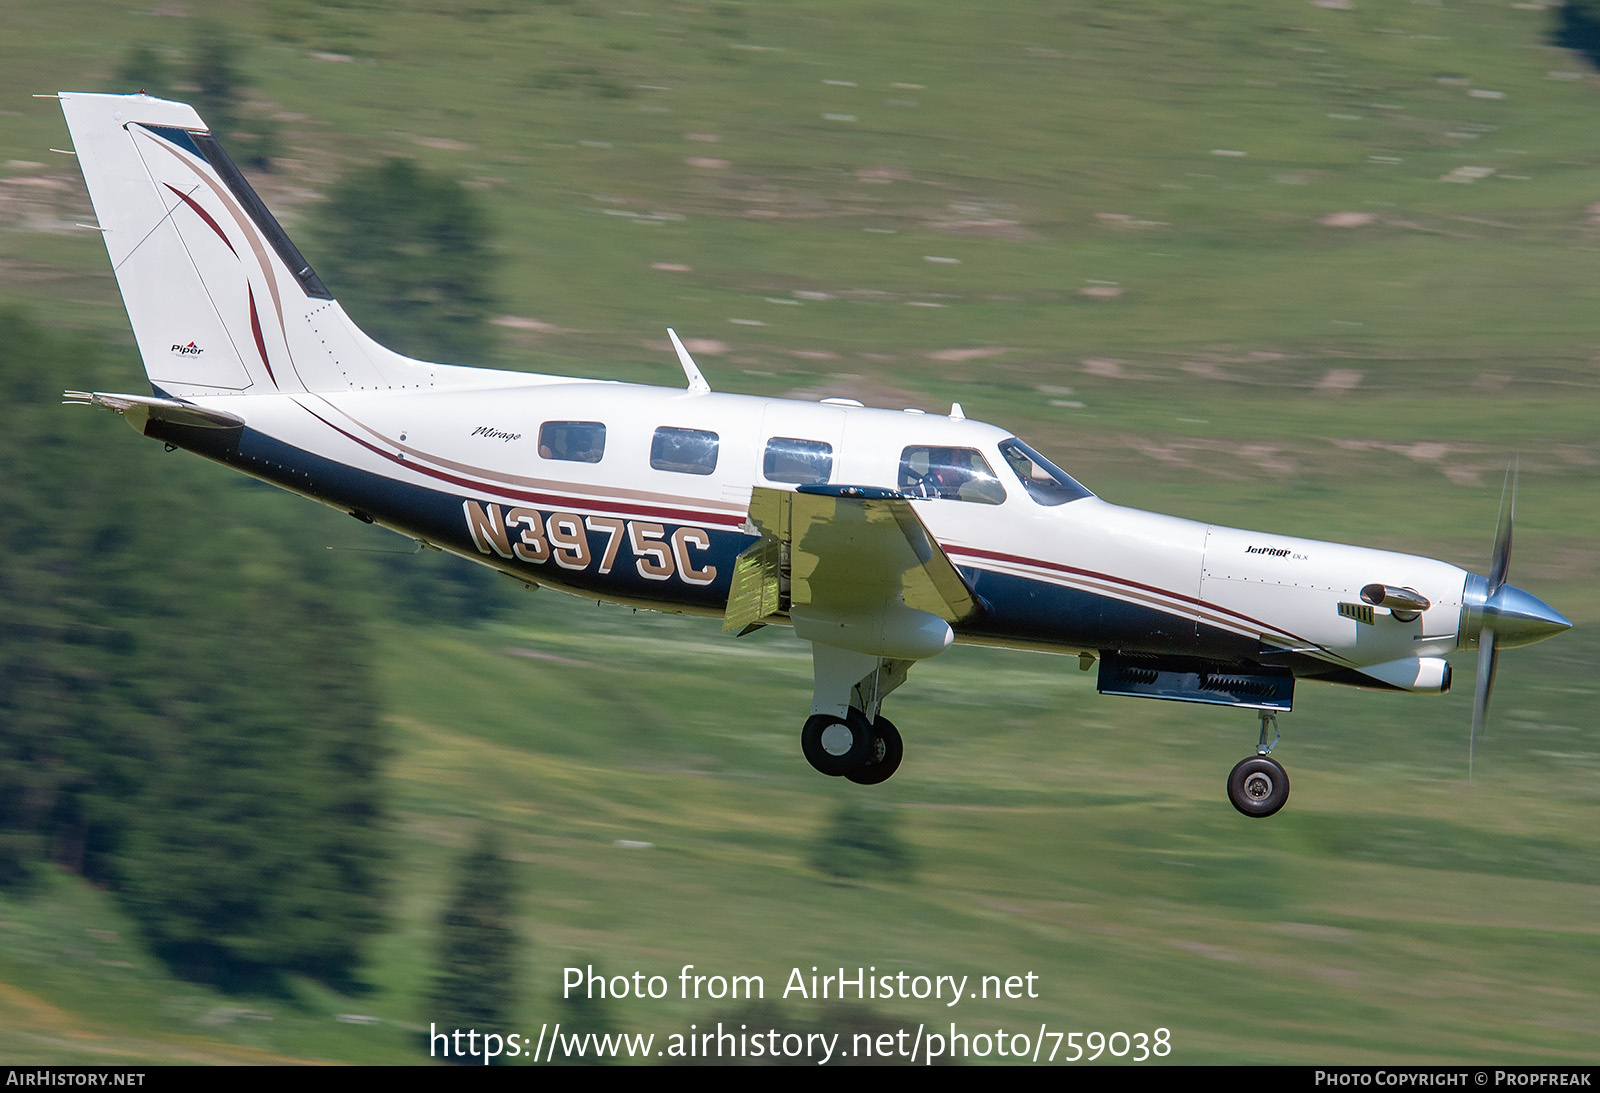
top-left (724, 485), bottom-right (980, 635)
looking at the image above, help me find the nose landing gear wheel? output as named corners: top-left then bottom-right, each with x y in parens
top-left (801, 709), bottom-right (875, 776)
top-left (846, 716), bottom-right (903, 785)
top-left (1227, 755), bottom-right (1290, 818)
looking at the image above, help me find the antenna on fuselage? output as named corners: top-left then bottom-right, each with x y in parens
top-left (667, 328), bottom-right (711, 394)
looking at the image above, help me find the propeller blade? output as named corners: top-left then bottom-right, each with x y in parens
top-left (1469, 628), bottom-right (1498, 779)
top-left (1487, 460), bottom-right (1517, 594)
top-left (1473, 460), bottom-right (1513, 777)
top-left (1465, 460), bottom-right (1569, 776)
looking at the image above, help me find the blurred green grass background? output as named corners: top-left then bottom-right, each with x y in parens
top-left (0, 0), bottom-right (1594, 1064)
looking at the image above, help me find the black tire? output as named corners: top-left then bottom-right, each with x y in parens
top-left (1227, 755), bottom-right (1290, 818)
top-left (801, 710), bottom-right (874, 776)
top-left (846, 716), bottom-right (904, 785)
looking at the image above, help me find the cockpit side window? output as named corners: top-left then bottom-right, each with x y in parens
top-left (539, 421), bottom-right (606, 463)
top-left (763, 437), bottom-right (834, 485)
top-left (898, 446), bottom-right (1006, 505)
top-left (998, 437), bottom-right (1093, 505)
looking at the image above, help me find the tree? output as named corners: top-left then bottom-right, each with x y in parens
top-left (0, 310), bottom-right (388, 988)
top-left (189, 28), bottom-right (244, 142)
top-left (114, 31), bottom-right (280, 169)
top-left (115, 580), bottom-right (388, 990)
top-left (1554, 1), bottom-right (1600, 70)
top-left (0, 311), bottom-right (169, 891)
top-left (311, 158), bottom-right (500, 365)
top-left (189, 26), bottom-right (280, 169)
top-left (429, 829), bottom-right (520, 1062)
top-left (373, 545), bottom-right (514, 626)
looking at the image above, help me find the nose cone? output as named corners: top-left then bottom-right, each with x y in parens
top-left (1486, 582), bottom-right (1573, 648)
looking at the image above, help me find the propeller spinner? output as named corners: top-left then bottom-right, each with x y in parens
top-left (1459, 462), bottom-right (1572, 775)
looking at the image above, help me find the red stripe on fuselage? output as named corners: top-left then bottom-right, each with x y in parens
top-left (946, 543), bottom-right (1339, 660)
top-left (262, 405), bottom-right (1337, 660)
top-left (295, 404), bottom-right (747, 528)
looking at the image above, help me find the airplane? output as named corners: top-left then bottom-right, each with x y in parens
top-left (52, 92), bottom-right (1572, 816)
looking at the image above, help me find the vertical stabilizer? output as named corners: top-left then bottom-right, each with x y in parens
top-left (59, 92), bottom-right (444, 397)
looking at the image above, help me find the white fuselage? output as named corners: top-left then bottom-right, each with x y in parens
top-left (169, 374), bottom-right (1471, 686)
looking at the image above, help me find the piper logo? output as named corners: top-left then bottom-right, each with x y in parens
top-left (170, 341), bottom-right (204, 356)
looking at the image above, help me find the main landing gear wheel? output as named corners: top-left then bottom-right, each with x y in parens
top-left (1227, 755), bottom-right (1290, 818)
top-left (846, 716), bottom-right (903, 786)
top-left (801, 709), bottom-right (875, 776)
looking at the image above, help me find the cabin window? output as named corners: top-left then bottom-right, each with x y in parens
top-left (998, 438), bottom-right (1093, 505)
top-left (539, 421), bottom-right (606, 463)
top-left (898, 446), bottom-right (1006, 505)
top-left (651, 426), bottom-right (719, 475)
top-left (763, 437), bottom-right (834, 485)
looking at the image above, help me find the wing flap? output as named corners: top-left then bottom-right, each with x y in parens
top-left (723, 535), bottom-right (782, 634)
top-left (724, 484), bottom-right (979, 634)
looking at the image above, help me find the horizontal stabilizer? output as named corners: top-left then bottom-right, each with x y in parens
top-left (64, 390), bottom-right (245, 433)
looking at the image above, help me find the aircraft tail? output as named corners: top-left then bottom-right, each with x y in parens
top-left (59, 91), bottom-right (443, 398)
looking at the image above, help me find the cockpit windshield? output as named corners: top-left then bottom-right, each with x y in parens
top-left (998, 438), bottom-right (1094, 505)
